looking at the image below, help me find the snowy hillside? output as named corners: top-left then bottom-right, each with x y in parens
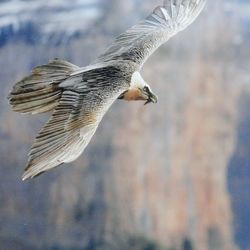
top-left (0, 0), bottom-right (249, 47)
top-left (0, 0), bottom-right (102, 46)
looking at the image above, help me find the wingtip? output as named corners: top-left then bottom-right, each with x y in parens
top-left (22, 172), bottom-right (31, 181)
top-left (22, 165), bottom-right (47, 180)
top-left (22, 163), bottom-right (34, 181)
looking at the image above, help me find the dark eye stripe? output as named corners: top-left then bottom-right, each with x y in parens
top-left (143, 86), bottom-right (149, 92)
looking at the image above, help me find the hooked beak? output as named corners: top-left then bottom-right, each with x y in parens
top-left (144, 91), bottom-right (158, 105)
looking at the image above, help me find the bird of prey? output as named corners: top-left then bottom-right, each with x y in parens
top-left (8, 0), bottom-right (206, 180)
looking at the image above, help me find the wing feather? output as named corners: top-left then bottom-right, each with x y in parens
top-left (96, 0), bottom-right (205, 67)
top-left (22, 71), bottom-right (127, 180)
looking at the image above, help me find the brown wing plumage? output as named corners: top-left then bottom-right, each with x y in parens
top-left (22, 65), bottom-right (131, 180)
top-left (22, 91), bottom-right (98, 180)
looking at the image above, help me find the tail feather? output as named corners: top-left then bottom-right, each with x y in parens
top-left (8, 59), bottom-right (79, 114)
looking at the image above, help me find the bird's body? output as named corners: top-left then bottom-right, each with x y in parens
top-left (8, 0), bottom-right (206, 180)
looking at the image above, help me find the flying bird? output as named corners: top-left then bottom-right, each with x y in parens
top-left (8, 0), bottom-right (206, 180)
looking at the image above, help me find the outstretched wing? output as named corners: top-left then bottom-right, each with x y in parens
top-left (96, 0), bottom-right (205, 67)
top-left (22, 68), bottom-right (127, 180)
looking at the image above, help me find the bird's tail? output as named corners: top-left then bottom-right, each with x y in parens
top-left (8, 59), bottom-right (79, 114)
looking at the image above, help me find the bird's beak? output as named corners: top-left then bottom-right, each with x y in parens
top-left (144, 90), bottom-right (158, 105)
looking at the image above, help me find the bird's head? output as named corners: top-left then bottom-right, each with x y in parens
top-left (118, 71), bottom-right (158, 105)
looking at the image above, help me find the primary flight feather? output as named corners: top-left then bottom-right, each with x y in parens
top-left (8, 0), bottom-right (206, 180)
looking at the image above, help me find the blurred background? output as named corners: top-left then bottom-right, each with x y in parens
top-left (0, 0), bottom-right (249, 249)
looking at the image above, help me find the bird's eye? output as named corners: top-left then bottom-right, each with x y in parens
top-left (143, 86), bottom-right (149, 92)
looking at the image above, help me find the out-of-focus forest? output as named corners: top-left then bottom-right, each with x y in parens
top-left (0, 0), bottom-right (250, 249)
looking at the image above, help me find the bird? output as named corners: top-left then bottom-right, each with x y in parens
top-left (8, 0), bottom-right (206, 180)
